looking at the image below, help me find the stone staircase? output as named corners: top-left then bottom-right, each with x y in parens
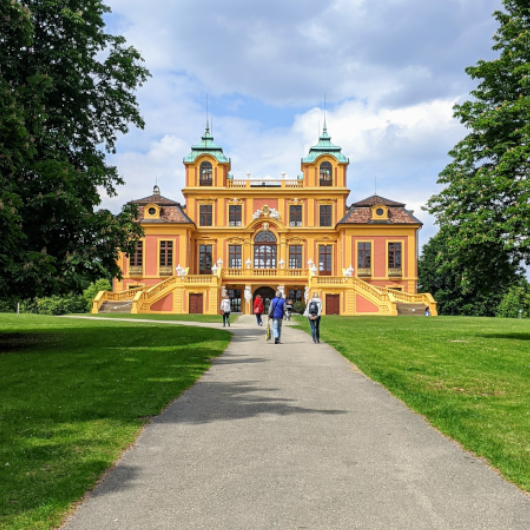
top-left (396, 302), bottom-right (428, 316)
top-left (98, 301), bottom-right (133, 313)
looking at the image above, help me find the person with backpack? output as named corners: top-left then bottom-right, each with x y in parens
top-left (253, 294), bottom-right (264, 326)
top-left (303, 292), bottom-right (323, 344)
top-left (268, 290), bottom-right (286, 344)
top-left (220, 296), bottom-right (231, 327)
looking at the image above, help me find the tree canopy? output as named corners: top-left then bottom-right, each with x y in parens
top-left (426, 0), bottom-right (530, 293)
top-left (0, 0), bottom-right (148, 299)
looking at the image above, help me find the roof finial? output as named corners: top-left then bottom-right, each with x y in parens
top-left (205, 94), bottom-right (210, 132)
top-left (323, 94), bottom-right (327, 133)
top-left (153, 176), bottom-right (160, 196)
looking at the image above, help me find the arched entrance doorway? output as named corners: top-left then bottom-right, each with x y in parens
top-left (254, 286), bottom-right (276, 314)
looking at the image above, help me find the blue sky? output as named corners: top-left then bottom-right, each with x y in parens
top-left (101, 0), bottom-right (503, 248)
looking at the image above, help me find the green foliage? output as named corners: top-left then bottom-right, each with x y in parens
top-left (418, 231), bottom-right (511, 316)
top-left (497, 282), bottom-right (530, 318)
top-left (292, 300), bottom-right (306, 314)
top-left (0, 0), bottom-right (149, 300)
top-left (426, 0), bottom-right (530, 294)
top-left (0, 314), bottom-right (230, 529)
top-left (83, 278), bottom-right (112, 311)
top-left (34, 294), bottom-right (86, 315)
top-left (294, 315), bottom-right (530, 492)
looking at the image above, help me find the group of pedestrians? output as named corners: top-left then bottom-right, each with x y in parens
top-left (221, 291), bottom-right (324, 344)
top-left (251, 292), bottom-right (323, 345)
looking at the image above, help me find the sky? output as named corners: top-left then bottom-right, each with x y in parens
top-left (101, 0), bottom-right (503, 249)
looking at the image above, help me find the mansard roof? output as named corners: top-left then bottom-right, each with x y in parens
top-left (302, 123), bottom-right (349, 164)
top-left (338, 195), bottom-right (421, 225)
top-left (183, 122), bottom-right (230, 164)
top-left (129, 186), bottom-right (195, 225)
top-left (351, 195), bottom-right (405, 207)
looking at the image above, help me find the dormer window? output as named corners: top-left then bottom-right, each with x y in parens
top-left (144, 203), bottom-right (161, 219)
top-left (319, 162), bottom-right (332, 186)
top-left (200, 161), bottom-right (213, 186)
top-left (370, 204), bottom-right (389, 221)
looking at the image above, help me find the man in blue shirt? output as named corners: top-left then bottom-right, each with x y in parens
top-left (268, 291), bottom-right (286, 344)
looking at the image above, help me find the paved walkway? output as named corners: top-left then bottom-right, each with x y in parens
top-left (62, 317), bottom-right (530, 529)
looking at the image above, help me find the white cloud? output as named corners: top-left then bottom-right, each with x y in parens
top-left (99, 0), bottom-right (503, 251)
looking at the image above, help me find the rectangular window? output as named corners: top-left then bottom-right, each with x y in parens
top-left (200, 205), bottom-right (212, 226)
top-left (320, 205), bottom-right (332, 227)
top-left (229, 205), bottom-right (242, 226)
top-left (159, 241), bottom-right (173, 267)
top-left (199, 244), bottom-right (212, 274)
top-left (289, 245), bottom-right (303, 269)
top-left (228, 245), bottom-right (242, 269)
top-left (319, 245), bottom-right (332, 276)
top-left (130, 241), bottom-right (143, 267)
top-left (289, 205), bottom-right (302, 226)
top-left (357, 242), bottom-right (371, 269)
top-left (388, 242), bottom-right (402, 269)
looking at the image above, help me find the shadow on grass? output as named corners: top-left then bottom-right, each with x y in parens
top-left (476, 333), bottom-right (530, 341)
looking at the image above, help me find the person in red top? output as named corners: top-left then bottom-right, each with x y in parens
top-left (253, 294), bottom-right (264, 326)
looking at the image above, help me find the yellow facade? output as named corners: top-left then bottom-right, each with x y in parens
top-left (93, 124), bottom-right (437, 316)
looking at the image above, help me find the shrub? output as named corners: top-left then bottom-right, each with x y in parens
top-left (497, 284), bottom-right (530, 318)
top-left (35, 295), bottom-right (86, 316)
top-left (0, 299), bottom-right (16, 313)
top-left (293, 300), bottom-right (306, 314)
top-left (83, 279), bottom-right (112, 312)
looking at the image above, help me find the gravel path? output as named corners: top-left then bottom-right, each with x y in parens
top-left (61, 316), bottom-right (530, 530)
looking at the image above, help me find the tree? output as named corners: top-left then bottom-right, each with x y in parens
top-left (426, 0), bottom-right (530, 294)
top-left (418, 230), bottom-right (511, 316)
top-left (0, 0), bottom-right (148, 299)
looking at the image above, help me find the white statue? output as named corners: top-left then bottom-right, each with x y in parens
top-left (269, 208), bottom-right (281, 221)
top-left (304, 286), bottom-right (310, 303)
top-left (244, 286), bottom-right (253, 303)
top-left (252, 209), bottom-right (263, 219)
top-left (221, 286), bottom-right (227, 298)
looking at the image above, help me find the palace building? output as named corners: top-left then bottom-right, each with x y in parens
top-left (92, 123), bottom-right (437, 316)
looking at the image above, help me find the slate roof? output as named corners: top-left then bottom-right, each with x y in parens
top-left (338, 195), bottom-right (422, 226)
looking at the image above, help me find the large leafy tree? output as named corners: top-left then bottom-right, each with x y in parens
top-left (0, 0), bottom-right (148, 299)
top-left (426, 0), bottom-right (530, 293)
top-left (418, 230), bottom-right (512, 316)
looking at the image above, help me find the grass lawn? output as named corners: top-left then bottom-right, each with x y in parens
top-left (85, 313), bottom-right (238, 323)
top-left (0, 314), bottom-right (230, 530)
top-left (294, 315), bottom-right (530, 493)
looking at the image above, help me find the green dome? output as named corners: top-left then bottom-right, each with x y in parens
top-left (183, 123), bottom-right (230, 164)
top-left (302, 123), bottom-right (349, 164)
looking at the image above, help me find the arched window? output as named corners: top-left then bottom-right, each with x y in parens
top-left (254, 231), bottom-right (277, 269)
top-left (200, 161), bottom-right (213, 186)
top-left (319, 161), bottom-right (332, 186)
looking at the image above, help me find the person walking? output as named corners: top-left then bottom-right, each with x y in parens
top-left (303, 292), bottom-right (323, 344)
top-left (268, 291), bottom-right (286, 344)
top-left (220, 296), bottom-right (231, 327)
top-left (253, 294), bottom-right (264, 326)
top-left (284, 298), bottom-right (293, 321)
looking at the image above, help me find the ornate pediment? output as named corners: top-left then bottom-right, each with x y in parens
top-left (287, 236), bottom-right (306, 243)
top-left (252, 205), bottom-right (282, 222)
